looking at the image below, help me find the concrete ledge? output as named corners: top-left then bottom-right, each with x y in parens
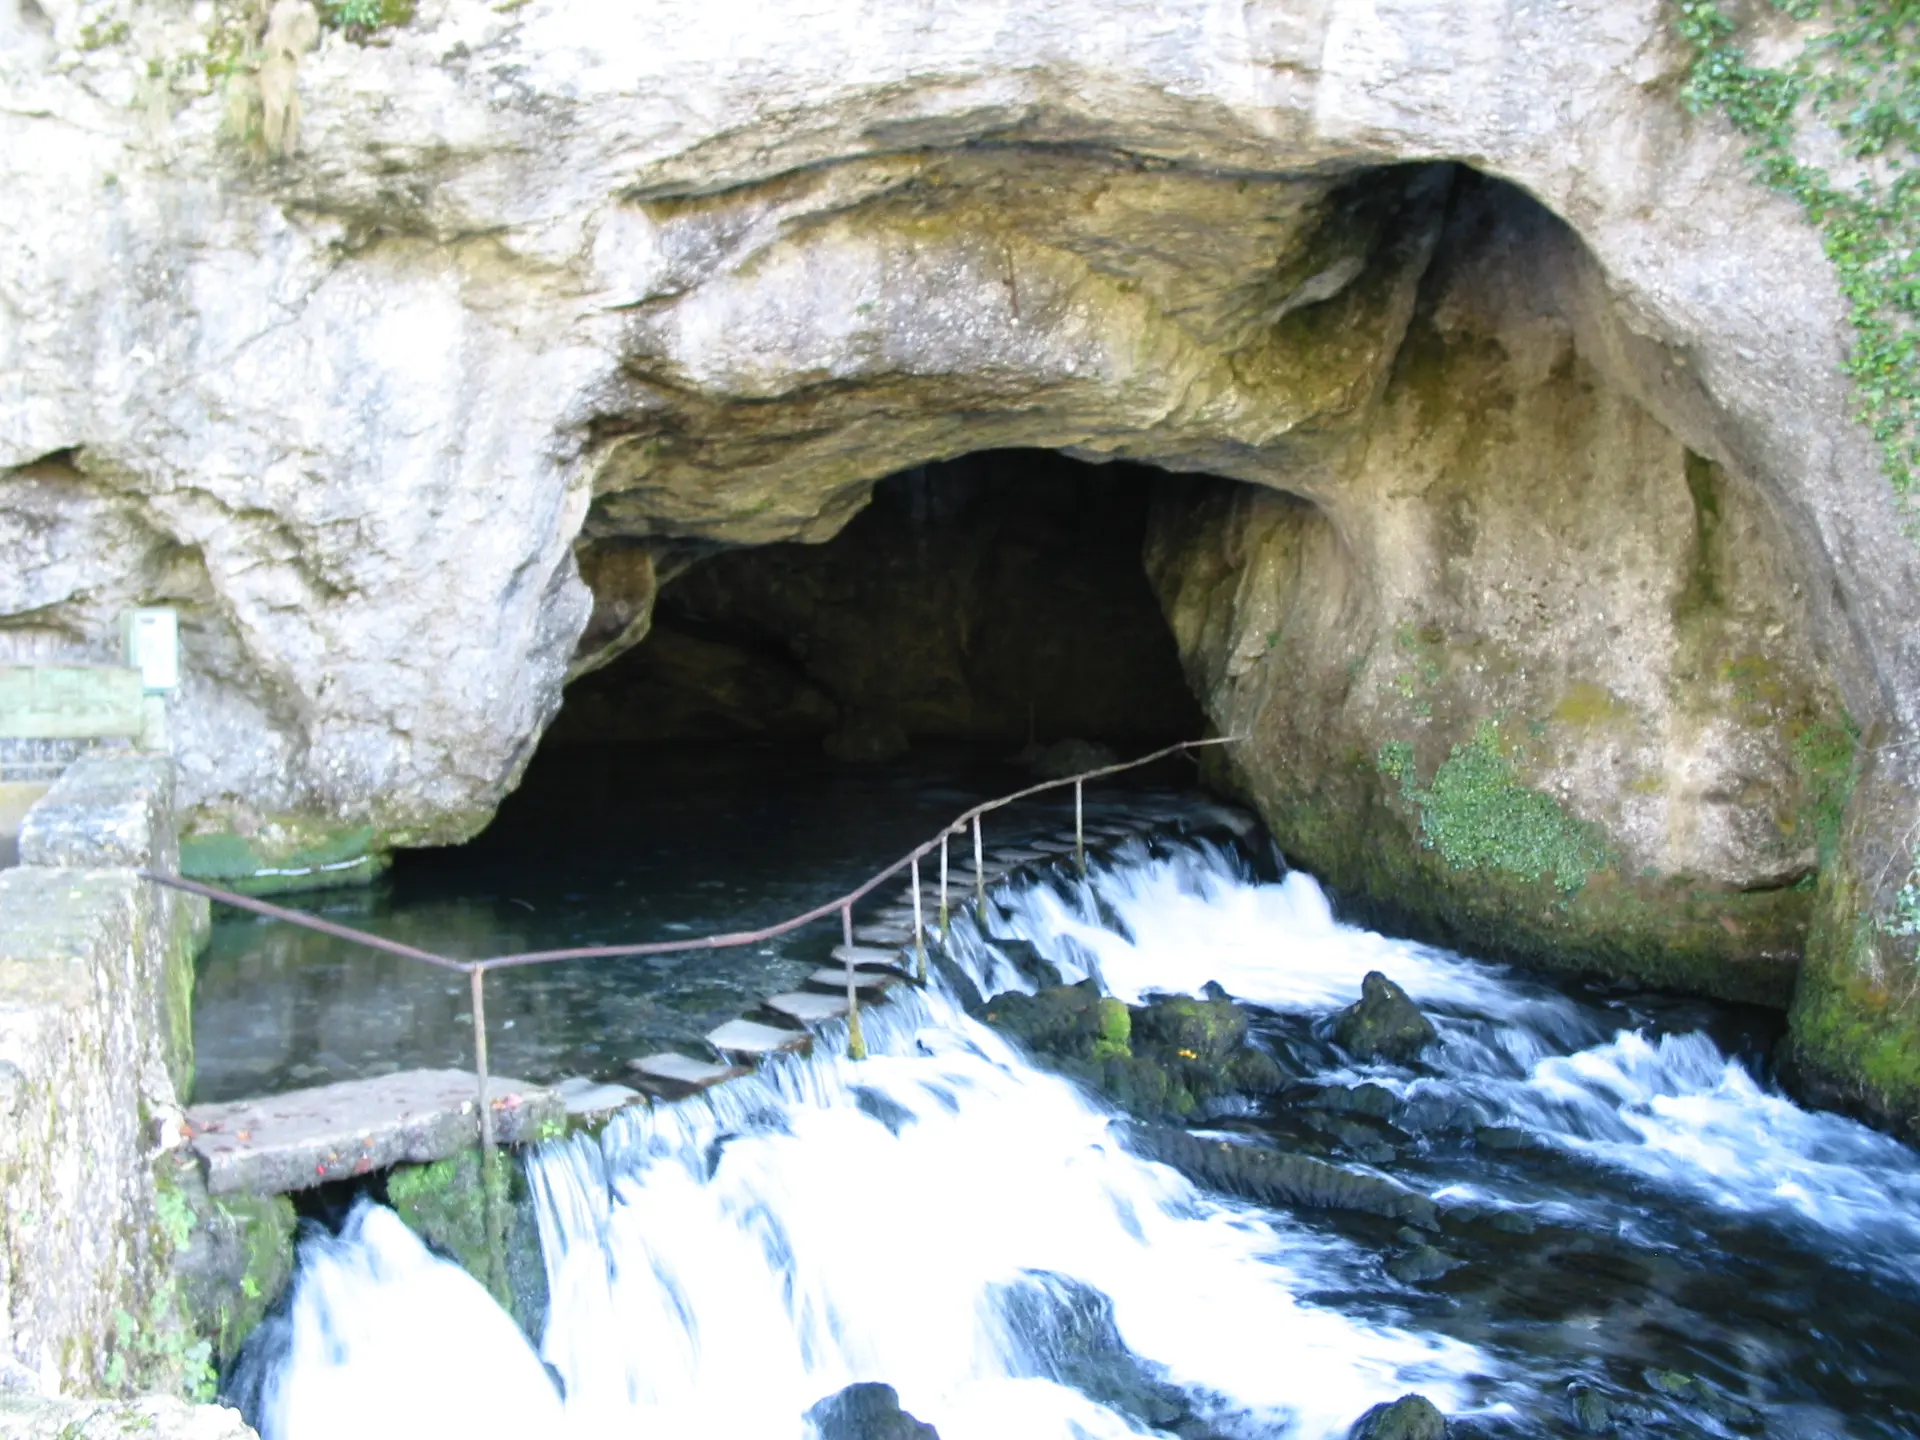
top-left (0, 753), bottom-right (206, 1396)
top-left (0, 868), bottom-right (157, 1393)
top-left (19, 755), bottom-right (177, 872)
top-left (185, 1070), bottom-right (565, 1197)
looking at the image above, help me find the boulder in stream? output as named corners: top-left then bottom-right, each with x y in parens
top-left (1348, 1393), bottom-right (1446, 1440)
top-left (804, 1382), bottom-right (939, 1440)
top-left (1333, 974), bottom-right (1438, 1063)
top-left (984, 981), bottom-right (1287, 1120)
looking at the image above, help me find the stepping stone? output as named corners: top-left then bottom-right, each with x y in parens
top-left (185, 1069), bottom-right (565, 1197)
top-left (807, 967), bottom-right (903, 994)
top-left (707, 1018), bottom-right (812, 1058)
top-left (763, 991), bottom-right (852, 1024)
top-left (628, 1052), bottom-right (751, 1096)
top-left (553, 1075), bottom-right (643, 1118)
top-left (990, 847), bottom-right (1054, 864)
top-left (830, 944), bottom-right (908, 969)
top-left (855, 924), bottom-right (916, 945)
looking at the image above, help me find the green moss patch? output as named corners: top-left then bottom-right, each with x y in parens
top-left (179, 822), bottom-right (387, 896)
top-left (1380, 721), bottom-right (1615, 891)
top-left (157, 1153), bottom-right (296, 1377)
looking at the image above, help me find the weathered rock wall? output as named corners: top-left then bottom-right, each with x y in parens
top-left (0, 755), bottom-right (206, 1396)
top-left (1147, 177), bottom-right (1848, 1004)
top-left (1, 0), bottom-right (1916, 1115)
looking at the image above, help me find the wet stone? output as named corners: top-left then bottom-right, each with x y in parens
top-left (628, 1052), bottom-right (750, 1096)
top-left (705, 1019), bottom-right (812, 1058)
top-left (763, 991), bottom-right (852, 1024)
top-left (1386, 1245), bottom-right (1463, 1284)
top-left (807, 967), bottom-right (904, 994)
top-left (830, 944), bottom-right (910, 969)
top-left (1332, 972), bottom-right (1438, 1063)
top-left (805, 1382), bottom-right (939, 1440)
top-left (185, 1070), bottom-right (564, 1197)
top-left (553, 1076), bottom-right (642, 1118)
top-left (1349, 1393), bottom-right (1446, 1440)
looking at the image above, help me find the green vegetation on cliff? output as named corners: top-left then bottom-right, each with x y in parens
top-left (1377, 722), bottom-right (1614, 891)
top-left (1672, 0), bottom-right (1920, 523)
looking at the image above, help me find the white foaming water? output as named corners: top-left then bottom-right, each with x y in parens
top-left (253, 981), bottom-right (1483, 1440)
top-left (254, 836), bottom-right (1920, 1438)
top-left (990, 839), bottom-right (1920, 1283)
top-left (991, 839), bottom-right (1576, 1035)
top-left (258, 1204), bottom-right (565, 1438)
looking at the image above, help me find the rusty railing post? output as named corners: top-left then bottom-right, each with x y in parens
top-left (911, 853), bottom-right (928, 982)
top-left (939, 831), bottom-right (950, 941)
top-left (1075, 777), bottom-right (1085, 874)
top-left (973, 813), bottom-right (986, 921)
top-left (470, 965), bottom-right (494, 1155)
top-left (470, 963), bottom-right (506, 1301)
top-left (843, 903), bottom-right (867, 1061)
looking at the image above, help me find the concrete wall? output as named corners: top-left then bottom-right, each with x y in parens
top-left (0, 754), bottom-right (206, 1396)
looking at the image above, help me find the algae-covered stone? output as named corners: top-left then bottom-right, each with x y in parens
top-left (176, 821), bottom-right (387, 899)
top-left (387, 1148), bottom-right (548, 1338)
top-left (984, 982), bottom-right (1286, 1120)
top-left (1348, 1393), bottom-right (1445, 1440)
top-left (157, 1153), bottom-right (295, 1370)
top-left (1333, 974), bottom-right (1438, 1064)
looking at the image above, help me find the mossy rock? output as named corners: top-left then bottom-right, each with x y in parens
top-left (1332, 972), bottom-right (1438, 1063)
top-left (156, 1152), bottom-right (296, 1373)
top-left (984, 981), bottom-right (1287, 1119)
top-left (386, 1148), bottom-right (547, 1338)
top-left (1348, 1393), bottom-right (1446, 1440)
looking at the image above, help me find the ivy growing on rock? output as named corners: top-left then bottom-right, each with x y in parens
top-left (1671, 0), bottom-right (1920, 524)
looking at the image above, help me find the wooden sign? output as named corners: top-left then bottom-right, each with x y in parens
top-left (0, 665), bottom-right (146, 740)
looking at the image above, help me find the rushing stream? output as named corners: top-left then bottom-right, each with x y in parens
top-left (219, 767), bottom-right (1920, 1439)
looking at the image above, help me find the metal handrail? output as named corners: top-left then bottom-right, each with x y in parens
top-left (141, 734), bottom-right (1240, 1155)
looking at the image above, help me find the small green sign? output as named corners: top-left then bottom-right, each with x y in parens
top-left (0, 665), bottom-right (146, 739)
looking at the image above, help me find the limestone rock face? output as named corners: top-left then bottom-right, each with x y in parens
top-left (2, 2), bottom-right (1918, 1101)
top-left (1146, 180), bottom-right (1850, 1001)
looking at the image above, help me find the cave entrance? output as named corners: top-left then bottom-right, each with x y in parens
top-left (551, 448), bottom-right (1207, 768)
top-left (471, 446), bottom-right (1220, 857)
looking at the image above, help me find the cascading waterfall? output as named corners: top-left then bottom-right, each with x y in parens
top-left (989, 838), bottom-right (1920, 1286)
top-left (243, 835), bottom-right (1920, 1438)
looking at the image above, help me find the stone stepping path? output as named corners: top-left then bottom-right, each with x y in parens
top-left (830, 943), bottom-right (909, 969)
top-left (764, 991), bottom-right (852, 1023)
top-left (806, 967), bottom-right (903, 994)
top-left (185, 1069), bottom-right (564, 1197)
top-left (554, 1076), bottom-right (642, 1119)
top-left (186, 802), bottom-right (1234, 1192)
top-left (707, 1018), bottom-right (813, 1058)
top-left (628, 1052), bottom-right (751, 1097)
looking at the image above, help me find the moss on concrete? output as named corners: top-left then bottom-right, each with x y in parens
top-left (157, 1152), bottom-right (296, 1374)
top-left (178, 820), bottom-right (387, 897)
